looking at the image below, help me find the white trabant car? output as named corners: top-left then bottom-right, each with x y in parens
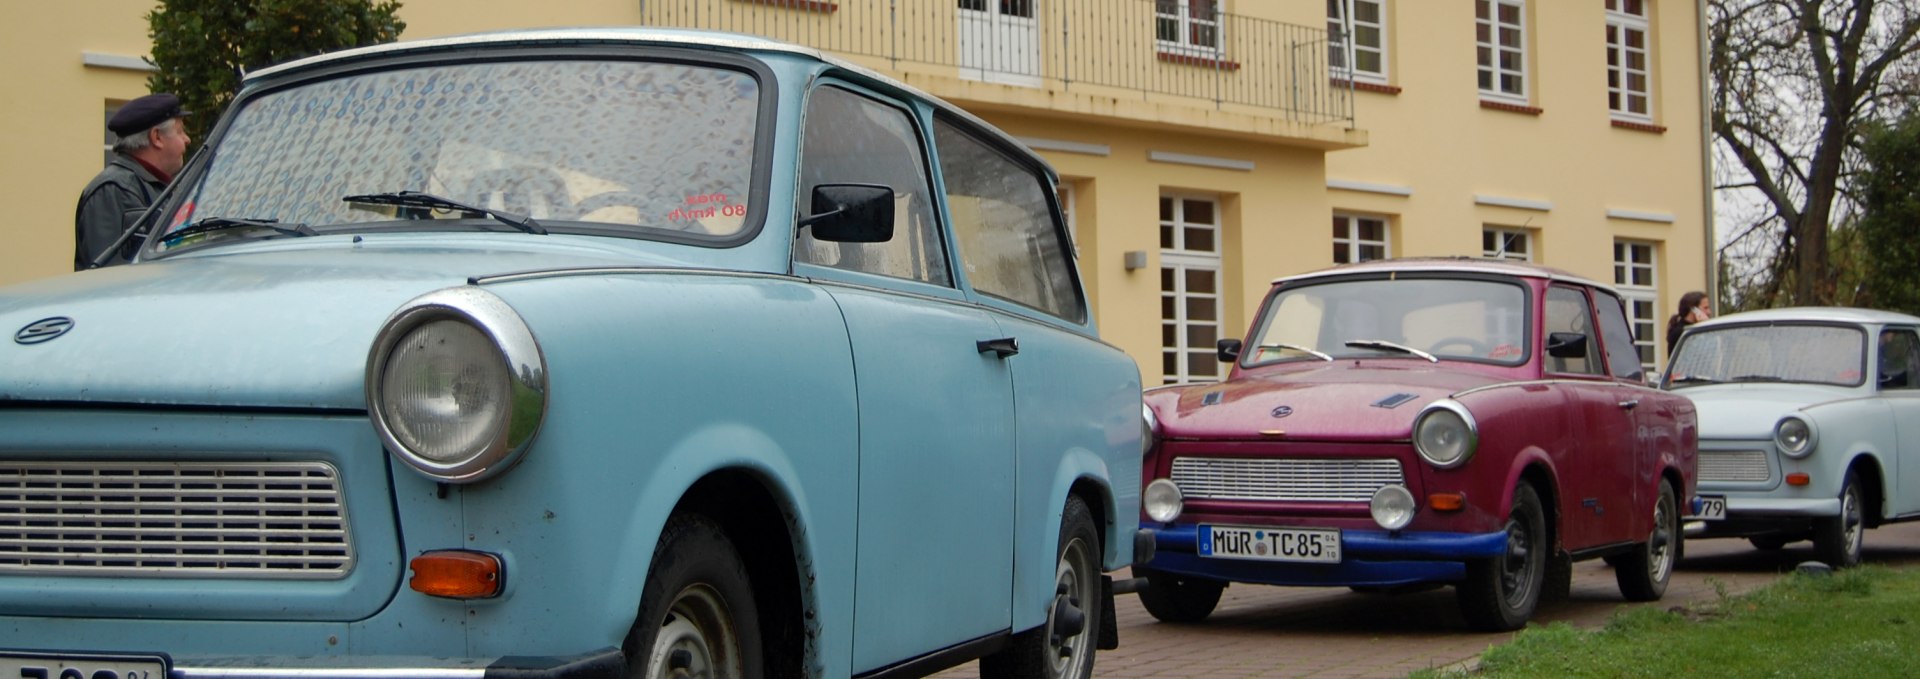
top-left (1664, 307), bottom-right (1920, 566)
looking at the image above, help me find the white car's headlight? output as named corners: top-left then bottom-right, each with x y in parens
top-left (1143, 478), bottom-right (1184, 523)
top-left (368, 288), bottom-right (547, 483)
top-left (1775, 415), bottom-right (1816, 459)
top-left (1413, 400), bottom-right (1478, 468)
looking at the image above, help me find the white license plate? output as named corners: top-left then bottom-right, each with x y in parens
top-left (1198, 524), bottom-right (1341, 563)
top-left (1693, 495), bottom-right (1727, 520)
top-left (0, 651), bottom-right (167, 679)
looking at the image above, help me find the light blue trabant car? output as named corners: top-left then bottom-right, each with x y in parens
top-left (1665, 307), bottom-right (1920, 567)
top-left (0, 29), bottom-right (1145, 679)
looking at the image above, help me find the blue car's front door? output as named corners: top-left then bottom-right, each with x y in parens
top-left (792, 82), bottom-right (1015, 671)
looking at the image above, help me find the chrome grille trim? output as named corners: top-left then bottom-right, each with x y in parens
top-left (1699, 450), bottom-right (1772, 484)
top-left (1171, 457), bottom-right (1405, 502)
top-left (0, 461), bottom-right (353, 579)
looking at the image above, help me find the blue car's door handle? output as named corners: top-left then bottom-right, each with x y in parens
top-left (977, 337), bottom-right (1019, 358)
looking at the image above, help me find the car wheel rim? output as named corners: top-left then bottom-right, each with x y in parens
top-left (646, 584), bottom-right (741, 679)
top-left (1843, 485), bottom-right (1863, 558)
top-left (1046, 536), bottom-right (1094, 679)
top-left (1648, 491), bottom-right (1674, 583)
top-left (1500, 509), bottom-right (1537, 608)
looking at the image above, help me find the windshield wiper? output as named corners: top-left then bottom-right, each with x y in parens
top-left (1731, 374), bottom-right (1785, 383)
top-left (1256, 342), bottom-right (1334, 362)
top-left (1668, 375), bottom-right (1721, 385)
top-left (166, 216), bottom-right (317, 241)
top-left (1344, 339), bottom-right (1439, 363)
top-left (343, 190), bottom-right (547, 235)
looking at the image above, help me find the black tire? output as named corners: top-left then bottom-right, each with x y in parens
top-left (1138, 569), bottom-right (1226, 622)
top-left (981, 496), bottom-right (1103, 679)
top-left (1615, 481), bottom-right (1678, 602)
top-left (623, 513), bottom-right (763, 679)
top-left (1814, 471), bottom-right (1866, 568)
top-left (1457, 483), bottom-right (1546, 632)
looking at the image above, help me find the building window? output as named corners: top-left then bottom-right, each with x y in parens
top-left (1156, 0), bottom-right (1223, 55)
top-left (1328, 0), bottom-right (1389, 84)
top-left (1476, 0), bottom-right (1527, 103)
top-left (1605, 0), bottom-right (1652, 120)
top-left (1613, 240), bottom-right (1659, 371)
top-left (1161, 195), bottom-right (1222, 384)
top-left (1333, 213), bottom-right (1390, 263)
top-left (103, 101), bottom-right (124, 167)
top-left (1482, 227), bottom-right (1532, 261)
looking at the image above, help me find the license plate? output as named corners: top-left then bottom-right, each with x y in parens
top-left (1198, 524), bottom-right (1341, 563)
top-left (1692, 495), bottom-right (1727, 520)
top-left (0, 651), bottom-right (168, 679)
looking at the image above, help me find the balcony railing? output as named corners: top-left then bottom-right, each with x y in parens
top-left (640, 0), bottom-right (1355, 127)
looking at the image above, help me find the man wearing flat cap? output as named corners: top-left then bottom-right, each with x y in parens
top-left (74, 92), bottom-right (191, 270)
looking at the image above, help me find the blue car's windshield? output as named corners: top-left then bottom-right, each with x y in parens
top-left (152, 59), bottom-right (761, 253)
top-left (1666, 324), bottom-right (1867, 387)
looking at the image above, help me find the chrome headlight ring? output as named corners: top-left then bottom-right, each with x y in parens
top-left (366, 287), bottom-right (548, 483)
top-left (1775, 415), bottom-right (1816, 459)
top-left (1413, 399), bottom-right (1479, 469)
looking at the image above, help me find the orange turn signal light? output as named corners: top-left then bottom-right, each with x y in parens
top-left (1786, 472), bottom-right (1811, 487)
top-left (1429, 493), bottom-right (1466, 512)
top-left (410, 550), bottom-right (502, 599)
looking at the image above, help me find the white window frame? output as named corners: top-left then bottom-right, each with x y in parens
top-left (1155, 0), bottom-right (1224, 57)
top-left (1476, 0), bottom-right (1529, 104)
top-left (1483, 227), bottom-right (1532, 261)
top-left (1613, 240), bottom-right (1660, 372)
top-left (1162, 194), bottom-right (1223, 385)
top-left (1333, 212), bottom-right (1391, 264)
top-left (1605, 0), bottom-right (1654, 122)
top-left (1056, 182), bottom-right (1077, 251)
top-left (1328, 0), bottom-right (1390, 84)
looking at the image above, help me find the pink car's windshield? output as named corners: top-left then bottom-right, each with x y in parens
top-left (1248, 277), bottom-right (1530, 365)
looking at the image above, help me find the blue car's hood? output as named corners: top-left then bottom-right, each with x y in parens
top-left (0, 236), bottom-right (696, 409)
top-left (1679, 382), bottom-right (1863, 440)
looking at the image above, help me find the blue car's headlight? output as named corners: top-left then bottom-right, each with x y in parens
top-left (1775, 415), bottom-right (1816, 459)
top-left (368, 287), bottom-right (547, 483)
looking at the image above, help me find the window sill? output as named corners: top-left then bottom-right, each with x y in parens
top-left (1480, 99), bottom-right (1543, 116)
top-left (1157, 51), bottom-right (1241, 71)
top-left (737, 0), bottom-right (837, 12)
top-left (1611, 119), bottom-right (1667, 133)
top-left (1330, 78), bottom-right (1401, 95)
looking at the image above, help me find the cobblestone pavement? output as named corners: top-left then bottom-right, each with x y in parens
top-left (934, 522), bottom-right (1920, 678)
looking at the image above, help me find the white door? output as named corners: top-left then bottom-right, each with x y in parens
top-left (958, 0), bottom-right (1041, 87)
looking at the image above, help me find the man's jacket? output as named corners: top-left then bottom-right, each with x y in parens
top-left (74, 154), bottom-right (166, 270)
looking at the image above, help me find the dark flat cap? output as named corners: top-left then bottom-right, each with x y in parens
top-left (108, 93), bottom-right (190, 136)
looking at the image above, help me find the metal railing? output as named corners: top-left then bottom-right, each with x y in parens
top-left (639, 0), bottom-right (1354, 126)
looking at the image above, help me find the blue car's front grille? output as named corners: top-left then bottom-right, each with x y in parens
top-left (0, 461), bottom-right (353, 579)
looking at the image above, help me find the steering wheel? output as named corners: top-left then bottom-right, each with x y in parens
top-left (1427, 336), bottom-right (1492, 357)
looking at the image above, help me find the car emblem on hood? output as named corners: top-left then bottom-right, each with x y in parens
top-left (14, 317), bottom-right (75, 345)
top-left (1271, 405), bottom-right (1293, 418)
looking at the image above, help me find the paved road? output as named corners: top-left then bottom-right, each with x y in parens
top-left (935, 522), bottom-right (1920, 678)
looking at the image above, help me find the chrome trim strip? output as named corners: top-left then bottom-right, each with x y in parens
top-left (470, 267), bottom-right (796, 286)
top-left (175, 668), bottom-right (487, 678)
top-left (366, 287), bottom-right (548, 484)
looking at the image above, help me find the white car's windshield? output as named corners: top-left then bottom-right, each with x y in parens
top-left (153, 59), bottom-right (761, 253)
top-left (1247, 277), bottom-right (1530, 365)
top-left (1666, 324), bottom-right (1866, 387)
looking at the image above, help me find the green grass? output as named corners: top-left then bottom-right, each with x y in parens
top-left (1412, 567), bottom-right (1920, 678)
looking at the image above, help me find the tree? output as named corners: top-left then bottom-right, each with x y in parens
top-left (1852, 116), bottom-right (1920, 314)
top-left (1710, 0), bottom-right (1920, 307)
top-left (146, 0), bottom-right (406, 142)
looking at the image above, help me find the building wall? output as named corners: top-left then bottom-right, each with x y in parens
top-left (1, 0), bottom-right (1707, 382)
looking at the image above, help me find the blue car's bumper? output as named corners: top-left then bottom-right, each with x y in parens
top-left (1145, 524), bottom-right (1510, 587)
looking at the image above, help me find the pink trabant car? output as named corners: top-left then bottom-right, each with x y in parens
top-left (1138, 259), bottom-right (1699, 631)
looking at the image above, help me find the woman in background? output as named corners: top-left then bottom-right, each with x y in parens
top-left (1666, 290), bottom-right (1710, 356)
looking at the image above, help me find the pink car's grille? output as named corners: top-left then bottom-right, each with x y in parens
top-left (1699, 450), bottom-right (1772, 484)
top-left (0, 461), bottom-right (352, 579)
top-left (1171, 457), bottom-right (1405, 502)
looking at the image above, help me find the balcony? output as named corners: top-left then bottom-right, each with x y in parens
top-left (640, 0), bottom-right (1364, 148)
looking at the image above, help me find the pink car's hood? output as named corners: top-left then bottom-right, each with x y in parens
top-left (1146, 362), bottom-right (1508, 442)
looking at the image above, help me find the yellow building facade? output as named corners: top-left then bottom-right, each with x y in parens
top-left (1, 0), bottom-right (1708, 382)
